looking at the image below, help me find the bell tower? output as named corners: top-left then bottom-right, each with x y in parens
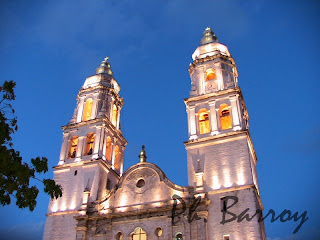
top-left (185, 28), bottom-right (266, 239)
top-left (43, 57), bottom-right (127, 240)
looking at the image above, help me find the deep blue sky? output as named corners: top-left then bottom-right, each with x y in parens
top-left (0, 0), bottom-right (319, 239)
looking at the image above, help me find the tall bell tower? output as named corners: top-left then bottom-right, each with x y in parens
top-left (185, 28), bottom-right (266, 239)
top-left (43, 57), bottom-right (127, 240)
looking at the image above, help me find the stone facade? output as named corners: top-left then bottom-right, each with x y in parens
top-left (43, 28), bottom-right (266, 240)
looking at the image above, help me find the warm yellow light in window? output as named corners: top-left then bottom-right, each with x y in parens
top-left (132, 227), bottom-right (147, 240)
top-left (219, 104), bottom-right (232, 130)
top-left (69, 136), bottom-right (78, 159)
top-left (205, 68), bottom-right (216, 81)
top-left (198, 108), bottom-right (210, 134)
top-left (85, 133), bottom-right (94, 155)
top-left (114, 145), bottom-right (121, 171)
top-left (111, 104), bottom-right (118, 126)
top-left (105, 137), bottom-right (112, 162)
top-left (82, 98), bottom-right (93, 121)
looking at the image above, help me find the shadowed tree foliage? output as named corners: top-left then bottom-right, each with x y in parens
top-left (0, 80), bottom-right (62, 211)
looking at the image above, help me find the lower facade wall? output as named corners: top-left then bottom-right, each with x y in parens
top-left (206, 188), bottom-right (265, 240)
top-left (43, 213), bottom-right (77, 240)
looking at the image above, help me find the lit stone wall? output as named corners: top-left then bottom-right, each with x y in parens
top-left (75, 163), bottom-right (209, 240)
top-left (43, 214), bottom-right (77, 240)
top-left (186, 133), bottom-right (256, 191)
top-left (206, 188), bottom-right (264, 240)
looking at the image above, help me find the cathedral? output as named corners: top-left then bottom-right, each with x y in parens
top-left (43, 28), bottom-right (266, 240)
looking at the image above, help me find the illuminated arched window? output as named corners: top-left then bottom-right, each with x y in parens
top-left (111, 104), bottom-right (118, 126)
top-left (85, 133), bottom-right (95, 155)
top-left (114, 145), bottom-right (121, 171)
top-left (82, 98), bottom-right (93, 121)
top-left (132, 227), bottom-right (147, 240)
top-left (198, 108), bottom-right (210, 134)
top-left (105, 137), bottom-right (112, 162)
top-left (219, 104), bottom-right (232, 130)
top-left (205, 68), bottom-right (216, 81)
top-left (69, 136), bottom-right (78, 159)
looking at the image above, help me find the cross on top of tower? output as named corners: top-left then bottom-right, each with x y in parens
top-left (95, 56), bottom-right (113, 75)
top-left (200, 27), bottom-right (218, 45)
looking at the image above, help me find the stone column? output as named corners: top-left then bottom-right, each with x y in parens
top-left (76, 97), bottom-right (85, 123)
top-left (215, 107), bottom-right (220, 131)
top-left (229, 95), bottom-right (241, 130)
top-left (120, 146), bottom-right (124, 175)
top-left (98, 128), bottom-right (105, 158)
top-left (93, 127), bottom-right (102, 159)
top-left (109, 98), bottom-right (115, 122)
top-left (189, 105), bottom-right (197, 140)
top-left (75, 136), bottom-right (86, 162)
top-left (116, 108), bottom-right (121, 130)
top-left (59, 132), bottom-right (69, 164)
top-left (208, 100), bottom-right (219, 135)
top-left (111, 141), bottom-right (116, 169)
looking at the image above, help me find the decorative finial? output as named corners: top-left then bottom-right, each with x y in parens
top-left (200, 27), bottom-right (218, 45)
top-left (95, 56), bottom-right (113, 75)
top-left (139, 145), bottom-right (147, 163)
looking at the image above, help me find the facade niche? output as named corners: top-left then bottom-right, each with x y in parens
top-left (198, 108), bottom-right (210, 134)
top-left (219, 104), bottom-right (232, 130)
top-left (68, 136), bottom-right (78, 159)
top-left (82, 98), bottom-right (93, 121)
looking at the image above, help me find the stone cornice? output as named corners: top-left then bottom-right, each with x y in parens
top-left (77, 85), bottom-right (124, 105)
top-left (188, 53), bottom-right (235, 74)
top-left (53, 158), bottom-right (121, 177)
top-left (184, 130), bottom-right (246, 147)
top-left (61, 117), bottom-right (128, 146)
top-left (184, 87), bottom-right (241, 104)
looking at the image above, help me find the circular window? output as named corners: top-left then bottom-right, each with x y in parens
top-left (136, 179), bottom-right (145, 188)
top-left (155, 227), bottom-right (162, 237)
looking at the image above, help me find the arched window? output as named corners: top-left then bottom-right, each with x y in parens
top-left (82, 98), bottom-right (93, 121)
top-left (205, 68), bottom-right (216, 81)
top-left (114, 145), bottom-right (121, 171)
top-left (105, 136), bottom-right (112, 162)
top-left (132, 227), bottom-right (147, 240)
top-left (219, 104), bottom-right (232, 130)
top-left (111, 104), bottom-right (118, 126)
top-left (85, 133), bottom-right (95, 155)
top-left (198, 108), bottom-right (210, 134)
top-left (69, 136), bottom-right (78, 159)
